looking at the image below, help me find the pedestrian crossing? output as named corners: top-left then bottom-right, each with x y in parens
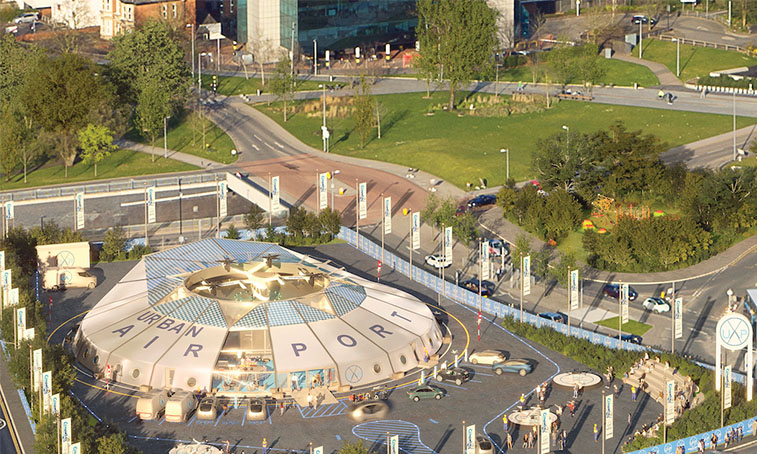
top-left (352, 420), bottom-right (437, 454)
top-left (297, 400), bottom-right (348, 419)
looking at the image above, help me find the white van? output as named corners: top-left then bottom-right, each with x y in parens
top-left (136, 389), bottom-right (170, 420)
top-left (43, 267), bottom-right (97, 291)
top-left (165, 391), bottom-right (198, 423)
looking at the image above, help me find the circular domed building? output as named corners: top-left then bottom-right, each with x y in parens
top-left (74, 239), bottom-right (443, 394)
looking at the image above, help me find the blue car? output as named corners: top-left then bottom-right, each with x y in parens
top-left (492, 359), bottom-right (533, 376)
top-left (538, 312), bottom-right (568, 324)
top-left (467, 194), bottom-right (497, 209)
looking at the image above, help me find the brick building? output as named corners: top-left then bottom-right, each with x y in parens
top-left (99, 0), bottom-right (197, 38)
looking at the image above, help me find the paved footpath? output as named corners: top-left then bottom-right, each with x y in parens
top-left (613, 53), bottom-right (684, 88)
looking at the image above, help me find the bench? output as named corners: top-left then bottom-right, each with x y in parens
top-left (557, 93), bottom-right (593, 101)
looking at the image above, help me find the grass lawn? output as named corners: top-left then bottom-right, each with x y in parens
top-left (129, 111), bottom-right (238, 164)
top-left (640, 39), bottom-right (757, 82)
top-left (595, 316), bottom-right (652, 336)
top-left (498, 58), bottom-right (659, 87)
top-left (202, 75), bottom-right (324, 96)
top-left (256, 91), bottom-right (757, 188)
top-left (0, 150), bottom-right (198, 191)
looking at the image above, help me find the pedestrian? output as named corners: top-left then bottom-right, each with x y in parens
top-left (594, 423), bottom-right (599, 442)
top-left (539, 390), bottom-right (545, 405)
top-left (222, 402), bottom-right (228, 415)
top-left (280, 402), bottom-right (285, 416)
top-left (631, 385), bottom-right (637, 401)
top-left (700, 88), bottom-right (706, 99)
top-left (314, 393), bottom-right (319, 410)
top-left (658, 89), bottom-right (665, 100)
top-left (628, 412), bottom-right (632, 425)
top-left (503, 414), bottom-right (508, 432)
top-left (506, 432), bottom-right (512, 450)
top-left (573, 384), bottom-right (579, 399)
top-left (519, 393), bottom-right (526, 409)
top-left (739, 426), bottom-right (744, 443)
top-left (523, 433), bottom-right (528, 448)
top-left (306, 392), bottom-right (313, 408)
top-left (291, 374), bottom-right (298, 391)
top-left (561, 429), bottom-right (568, 451)
top-left (568, 401), bottom-right (575, 417)
top-left (558, 432), bottom-right (564, 451)
top-left (613, 384), bottom-right (619, 397)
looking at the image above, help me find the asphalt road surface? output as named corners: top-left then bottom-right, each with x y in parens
top-left (0, 384), bottom-right (20, 454)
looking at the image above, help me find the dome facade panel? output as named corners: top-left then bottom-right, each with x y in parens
top-left (231, 305), bottom-right (268, 329)
top-left (194, 301), bottom-right (228, 328)
top-left (266, 300), bottom-right (304, 327)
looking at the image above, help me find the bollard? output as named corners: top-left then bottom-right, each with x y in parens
top-left (464, 348), bottom-right (469, 362)
top-left (419, 370), bottom-right (425, 385)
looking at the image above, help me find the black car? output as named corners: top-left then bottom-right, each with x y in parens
top-left (620, 333), bottom-right (643, 345)
top-left (460, 279), bottom-right (492, 297)
top-left (435, 367), bottom-right (471, 386)
top-left (602, 283), bottom-right (638, 301)
top-left (467, 194), bottom-right (497, 209)
top-left (631, 15), bottom-right (657, 25)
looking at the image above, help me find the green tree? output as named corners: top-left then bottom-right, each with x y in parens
top-left (134, 76), bottom-right (170, 162)
top-left (286, 207), bottom-right (308, 240)
top-left (416, 0), bottom-right (498, 110)
top-left (22, 53), bottom-right (101, 177)
top-left (318, 207), bottom-right (342, 240)
top-left (0, 107), bottom-right (21, 181)
top-left (548, 251), bottom-right (577, 288)
top-left (225, 224), bottom-right (240, 239)
top-left (270, 56), bottom-right (295, 122)
top-left (103, 226), bottom-right (127, 261)
top-left (97, 432), bottom-right (128, 454)
top-left (244, 204), bottom-right (266, 232)
top-left (546, 45), bottom-right (578, 88)
top-left (78, 123), bottom-right (117, 176)
top-left (574, 45), bottom-right (607, 93)
top-left (339, 440), bottom-right (371, 454)
top-left (542, 189), bottom-right (583, 240)
top-left (452, 211), bottom-right (478, 245)
top-left (511, 233), bottom-right (532, 268)
top-left (128, 244), bottom-right (152, 260)
top-left (353, 75), bottom-right (375, 148)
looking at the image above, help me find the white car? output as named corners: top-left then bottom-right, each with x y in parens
top-left (469, 349), bottom-right (507, 365)
top-left (642, 297), bottom-right (670, 313)
top-left (14, 12), bottom-right (40, 24)
top-left (424, 254), bottom-right (451, 269)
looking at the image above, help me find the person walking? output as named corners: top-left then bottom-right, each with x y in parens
top-left (573, 384), bottom-right (579, 399)
top-left (306, 392), bottom-right (313, 408)
top-left (280, 402), bottom-right (285, 416)
top-left (523, 433), bottom-right (528, 448)
top-left (506, 432), bottom-right (512, 450)
top-left (631, 385), bottom-right (637, 401)
top-left (520, 393), bottom-right (526, 409)
top-left (291, 374), bottom-right (298, 391)
top-left (503, 414), bottom-right (509, 433)
top-left (658, 89), bottom-right (665, 100)
top-left (594, 423), bottom-right (599, 442)
top-left (561, 430), bottom-right (568, 451)
top-left (568, 401), bottom-right (575, 417)
top-left (752, 418), bottom-right (757, 438)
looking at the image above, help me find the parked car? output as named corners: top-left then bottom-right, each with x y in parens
top-left (620, 333), bottom-right (643, 345)
top-left (485, 239), bottom-right (508, 257)
top-left (631, 15), bottom-right (657, 25)
top-left (469, 349), bottom-right (507, 365)
top-left (475, 436), bottom-right (494, 454)
top-left (14, 12), bottom-right (40, 23)
top-left (246, 398), bottom-right (267, 421)
top-left (492, 359), bottom-right (533, 376)
top-left (349, 400), bottom-right (389, 422)
top-left (407, 385), bottom-right (444, 401)
top-left (459, 279), bottom-right (492, 297)
top-left (197, 397), bottom-right (217, 420)
top-left (467, 194), bottom-right (497, 209)
top-left (642, 297), bottom-right (670, 313)
top-left (425, 254), bottom-right (451, 269)
top-left (602, 283), bottom-right (638, 301)
top-left (435, 367), bottom-right (471, 386)
top-left (538, 311), bottom-right (568, 324)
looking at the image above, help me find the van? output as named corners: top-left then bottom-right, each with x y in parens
top-left (165, 391), bottom-right (198, 423)
top-left (135, 389), bottom-right (169, 420)
top-left (43, 267), bottom-right (97, 291)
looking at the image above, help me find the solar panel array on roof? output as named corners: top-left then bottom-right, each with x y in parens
top-left (195, 301), bottom-right (227, 327)
top-left (290, 300), bottom-right (335, 323)
top-left (266, 300), bottom-right (304, 327)
top-left (232, 305), bottom-right (268, 329)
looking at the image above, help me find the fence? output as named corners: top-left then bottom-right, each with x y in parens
top-left (337, 225), bottom-right (757, 454)
top-left (657, 34), bottom-right (747, 53)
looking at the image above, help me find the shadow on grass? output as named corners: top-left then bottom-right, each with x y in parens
top-left (680, 46), bottom-right (698, 78)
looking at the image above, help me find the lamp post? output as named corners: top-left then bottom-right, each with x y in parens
top-left (404, 208), bottom-right (413, 276)
top-left (500, 148), bottom-right (509, 182)
top-left (163, 115), bottom-right (171, 159)
top-left (673, 38), bottom-right (680, 77)
top-left (319, 84), bottom-right (328, 152)
top-left (639, 20), bottom-right (643, 58)
top-left (186, 24), bottom-right (195, 82)
top-left (562, 125), bottom-right (569, 147)
top-left (313, 39), bottom-right (317, 76)
top-left (733, 92), bottom-right (737, 162)
top-left (329, 170), bottom-right (340, 210)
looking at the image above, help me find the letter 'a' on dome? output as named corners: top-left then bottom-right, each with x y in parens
top-left (75, 239), bottom-right (443, 393)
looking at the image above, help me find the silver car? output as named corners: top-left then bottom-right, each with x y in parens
top-left (196, 397), bottom-right (217, 420)
top-left (475, 436), bottom-right (493, 454)
top-left (349, 401), bottom-right (389, 422)
top-left (469, 349), bottom-right (507, 365)
top-left (246, 398), bottom-right (267, 421)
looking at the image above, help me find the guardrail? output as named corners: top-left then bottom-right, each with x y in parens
top-left (336, 225), bottom-right (757, 454)
top-left (0, 172), bottom-right (226, 203)
top-left (657, 34), bottom-right (746, 53)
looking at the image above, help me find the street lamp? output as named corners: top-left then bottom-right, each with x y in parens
top-left (163, 115), bottom-right (171, 159)
top-left (186, 23), bottom-right (195, 82)
top-left (318, 84), bottom-right (328, 152)
top-left (673, 38), bottom-right (680, 77)
top-left (500, 148), bottom-right (509, 182)
top-left (562, 125), bottom-right (569, 147)
top-left (313, 39), bottom-right (317, 76)
top-left (328, 170), bottom-right (340, 209)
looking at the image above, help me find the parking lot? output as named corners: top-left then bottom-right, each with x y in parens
top-left (52, 243), bottom-right (661, 454)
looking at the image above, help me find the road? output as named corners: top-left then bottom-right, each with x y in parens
top-left (0, 379), bottom-right (22, 454)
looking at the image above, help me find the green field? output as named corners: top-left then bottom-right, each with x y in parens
top-left (129, 111), bottom-right (238, 164)
top-left (641, 39), bottom-right (757, 82)
top-left (0, 150), bottom-right (197, 191)
top-left (595, 316), bottom-right (652, 336)
top-left (202, 75), bottom-right (324, 96)
top-left (498, 58), bottom-right (660, 87)
top-left (256, 91), bottom-right (757, 188)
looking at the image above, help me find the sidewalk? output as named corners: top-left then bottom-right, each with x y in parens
top-left (115, 139), bottom-right (228, 170)
top-left (612, 53), bottom-right (684, 87)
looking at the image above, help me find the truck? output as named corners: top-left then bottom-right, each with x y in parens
top-left (165, 391), bottom-right (198, 423)
top-left (42, 267), bottom-right (96, 291)
top-left (136, 389), bottom-right (170, 420)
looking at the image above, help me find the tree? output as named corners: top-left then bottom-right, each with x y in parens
top-left (244, 205), bottom-right (266, 232)
top-left (102, 226), bottom-right (126, 261)
top-left (225, 224), bottom-right (240, 239)
top-left (353, 75), bottom-right (375, 148)
top-left (318, 208), bottom-right (342, 240)
top-left (542, 189), bottom-right (583, 240)
top-left (134, 77), bottom-right (170, 162)
top-left (22, 53), bottom-right (101, 177)
top-left (416, 0), bottom-right (498, 110)
top-left (547, 45), bottom-right (578, 89)
top-left (0, 108), bottom-right (21, 181)
top-left (270, 56), bottom-right (295, 122)
top-left (452, 212), bottom-right (478, 245)
top-left (78, 124), bottom-right (117, 176)
top-left (339, 440), bottom-right (370, 454)
top-left (97, 433), bottom-right (128, 454)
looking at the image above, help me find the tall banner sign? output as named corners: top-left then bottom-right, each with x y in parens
top-left (146, 186), bottom-right (156, 224)
top-left (51, 393), bottom-right (60, 416)
top-left (16, 307), bottom-right (26, 343)
top-left (319, 173), bottom-right (328, 210)
top-left (2, 269), bottom-right (11, 290)
top-left (383, 197), bottom-right (392, 235)
top-left (444, 226), bottom-right (453, 262)
top-left (271, 176), bottom-right (281, 211)
top-left (75, 192), bottom-right (84, 230)
top-left (674, 297), bottom-right (683, 339)
top-left (70, 442), bottom-right (81, 454)
top-left (313, 447), bottom-right (323, 454)
top-left (465, 424), bottom-right (476, 454)
top-left (4, 201), bottom-right (13, 221)
top-left (42, 370), bottom-right (52, 414)
top-left (570, 269), bottom-right (579, 310)
top-left (389, 435), bottom-right (399, 454)
top-left (219, 181), bottom-right (228, 218)
top-left (411, 212), bottom-right (420, 251)
top-left (33, 349), bottom-right (42, 392)
top-left (604, 394), bottom-right (614, 440)
top-left (358, 182), bottom-right (367, 220)
top-left (481, 241), bottom-right (490, 281)
top-left (666, 380), bottom-right (675, 424)
top-left (540, 409), bottom-right (550, 453)
top-left (24, 328), bottom-right (34, 341)
top-left (9, 287), bottom-right (18, 306)
top-left (724, 365), bottom-right (732, 409)
top-left (61, 416), bottom-right (72, 453)
top-left (0, 250), bottom-right (4, 271)
top-left (621, 283), bottom-right (629, 324)
top-left (523, 255), bottom-right (531, 296)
